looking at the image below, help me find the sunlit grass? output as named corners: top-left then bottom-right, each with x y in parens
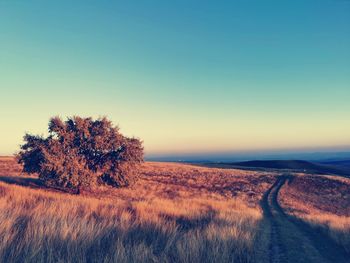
top-left (279, 174), bottom-right (350, 253)
top-left (0, 160), bottom-right (272, 263)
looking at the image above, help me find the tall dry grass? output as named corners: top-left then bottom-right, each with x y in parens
top-left (0, 160), bottom-right (272, 263)
top-left (0, 156), bottom-right (22, 176)
top-left (279, 174), bottom-right (350, 253)
top-left (300, 213), bottom-right (350, 253)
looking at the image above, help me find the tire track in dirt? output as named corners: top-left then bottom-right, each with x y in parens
top-left (261, 176), bottom-right (288, 263)
top-left (261, 174), bottom-right (350, 263)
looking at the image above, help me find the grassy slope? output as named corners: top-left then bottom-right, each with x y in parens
top-left (0, 158), bottom-right (275, 263)
top-left (1, 157), bottom-right (349, 262)
top-left (279, 174), bottom-right (350, 253)
top-left (229, 160), bottom-right (350, 176)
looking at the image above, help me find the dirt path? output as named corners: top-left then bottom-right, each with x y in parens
top-left (261, 175), bottom-right (350, 263)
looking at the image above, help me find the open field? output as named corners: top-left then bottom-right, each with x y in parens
top-left (0, 157), bottom-right (349, 262)
top-left (279, 174), bottom-right (350, 253)
top-left (0, 158), bottom-right (275, 263)
top-left (204, 160), bottom-right (350, 177)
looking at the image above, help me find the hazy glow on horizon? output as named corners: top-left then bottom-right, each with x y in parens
top-left (1, 1), bottom-right (350, 156)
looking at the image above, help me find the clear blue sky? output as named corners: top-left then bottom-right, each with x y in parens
top-left (1, 0), bottom-right (349, 156)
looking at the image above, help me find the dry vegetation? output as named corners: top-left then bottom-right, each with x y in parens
top-left (0, 158), bottom-right (275, 263)
top-left (0, 156), bottom-right (22, 176)
top-left (279, 174), bottom-right (350, 253)
top-left (2, 156), bottom-right (349, 262)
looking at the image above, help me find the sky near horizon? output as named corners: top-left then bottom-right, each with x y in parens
top-left (0, 1), bottom-right (350, 156)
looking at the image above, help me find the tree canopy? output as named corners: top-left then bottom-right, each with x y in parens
top-left (17, 116), bottom-right (144, 191)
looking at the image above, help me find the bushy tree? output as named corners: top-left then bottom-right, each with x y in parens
top-left (17, 116), bottom-right (144, 191)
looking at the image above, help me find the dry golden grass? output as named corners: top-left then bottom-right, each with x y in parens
top-left (0, 156), bottom-right (22, 176)
top-left (108, 162), bottom-right (276, 204)
top-left (2, 156), bottom-right (349, 262)
top-left (0, 158), bottom-right (275, 263)
top-left (279, 174), bottom-right (350, 253)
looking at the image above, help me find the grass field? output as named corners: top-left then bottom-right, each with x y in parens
top-left (279, 174), bottom-right (350, 253)
top-left (0, 157), bottom-right (349, 262)
top-left (0, 158), bottom-right (276, 263)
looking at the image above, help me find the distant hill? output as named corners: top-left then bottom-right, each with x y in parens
top-left (225, 160), bottom-right (350, 176)
top-left (320, 160), bottom-right (350, 168)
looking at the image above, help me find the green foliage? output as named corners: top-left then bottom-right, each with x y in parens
top-left (17, 116), bottom-right (144, 191)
